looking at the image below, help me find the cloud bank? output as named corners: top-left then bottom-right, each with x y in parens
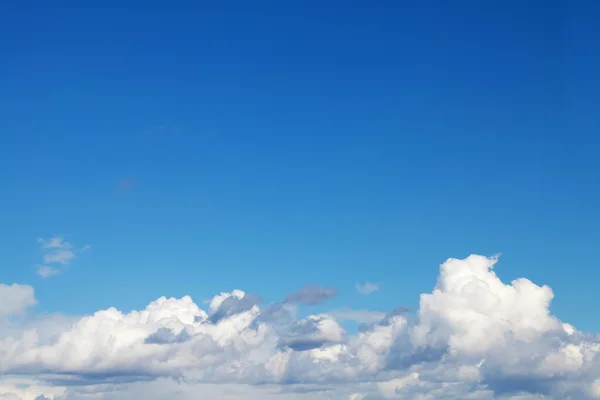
top-left (2, 255), bottom-right (599, 399)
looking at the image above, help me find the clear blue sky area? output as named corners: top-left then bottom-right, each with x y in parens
top-left (1, 1), bottom-right (598, 331)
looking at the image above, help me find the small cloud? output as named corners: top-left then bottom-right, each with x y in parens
top-left (117, 179), bottom-right (134, 192)
top-left (37, 265), bottom-right (60, 278)
top-left (37, 236), bottom-right (74, 266)
top-left (355, 282), bottom-right (380, 295)
top-left (284, 284), bottom-right (337, 306)
top-left (37, 237), bottom-right (69, 249)
top-left (43, 249), bottom-right (75, 265)
top-left (36, 236), bottom-right (88, 278)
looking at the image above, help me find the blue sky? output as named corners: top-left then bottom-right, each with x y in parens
top-left (1, 0), bottom-right (599, 336)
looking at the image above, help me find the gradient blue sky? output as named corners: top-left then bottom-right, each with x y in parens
top-left (1, 1), bottom-right (598, 331)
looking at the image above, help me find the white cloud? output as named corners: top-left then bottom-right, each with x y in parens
top-left (355, 282), bottom-right (380, 295)
top-left (1, 255), bottom-right (599, 399)
top-left (410, 255), bottom-right (558, 354)
top-left (36, 236), bottom-right (88, 278)
top-left (37, 237), bottom-right (68, 250)
top-left (0, 283), bottom-right (36, 318)
top-left (36, 266), bottom-right (60, 279)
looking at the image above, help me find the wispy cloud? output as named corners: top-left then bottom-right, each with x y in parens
top-left (355, 281), bottom-right (380, 295)
top-left (36, 236), bottom-right (89, 278)
top-left (284, 284), bottom-right (337, 305)
top-left (36, 265), bottom-right (60, 278)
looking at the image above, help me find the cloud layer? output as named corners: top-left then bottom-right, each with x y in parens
top-left (2, 255), bottom-right (599, 399)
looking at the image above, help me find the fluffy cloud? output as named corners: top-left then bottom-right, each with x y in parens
top-left (36, 237), bottom-right (89, 278)
top-left (1, 255), bottom-right (599, 399)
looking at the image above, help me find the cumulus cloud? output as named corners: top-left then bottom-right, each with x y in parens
top-left (1, 255), bottom-right (599, 400)
top-left (36, 237), bottom-right (88, 278)
top-left (356, 282), bottom-right (380, 295)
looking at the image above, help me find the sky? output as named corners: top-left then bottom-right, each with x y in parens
top-left (1, 1), bottom-right (599, 399)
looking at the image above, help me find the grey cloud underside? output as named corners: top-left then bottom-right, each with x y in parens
top-left (208, 293), bottom-right (262, 324)
top-left (144, 327), bottom-right (191, 345)
top-left (278, 318), bottom-right (338, 351)
top-left (283, 284), bottom-right (337, 305)
top-left (2, 255), bottom-right (600, 400)
top-left (357, 306), bottom-right (411, 333)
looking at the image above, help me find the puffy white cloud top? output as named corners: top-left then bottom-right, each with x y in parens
top-left (1, 255), bottom-right (599, 399)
